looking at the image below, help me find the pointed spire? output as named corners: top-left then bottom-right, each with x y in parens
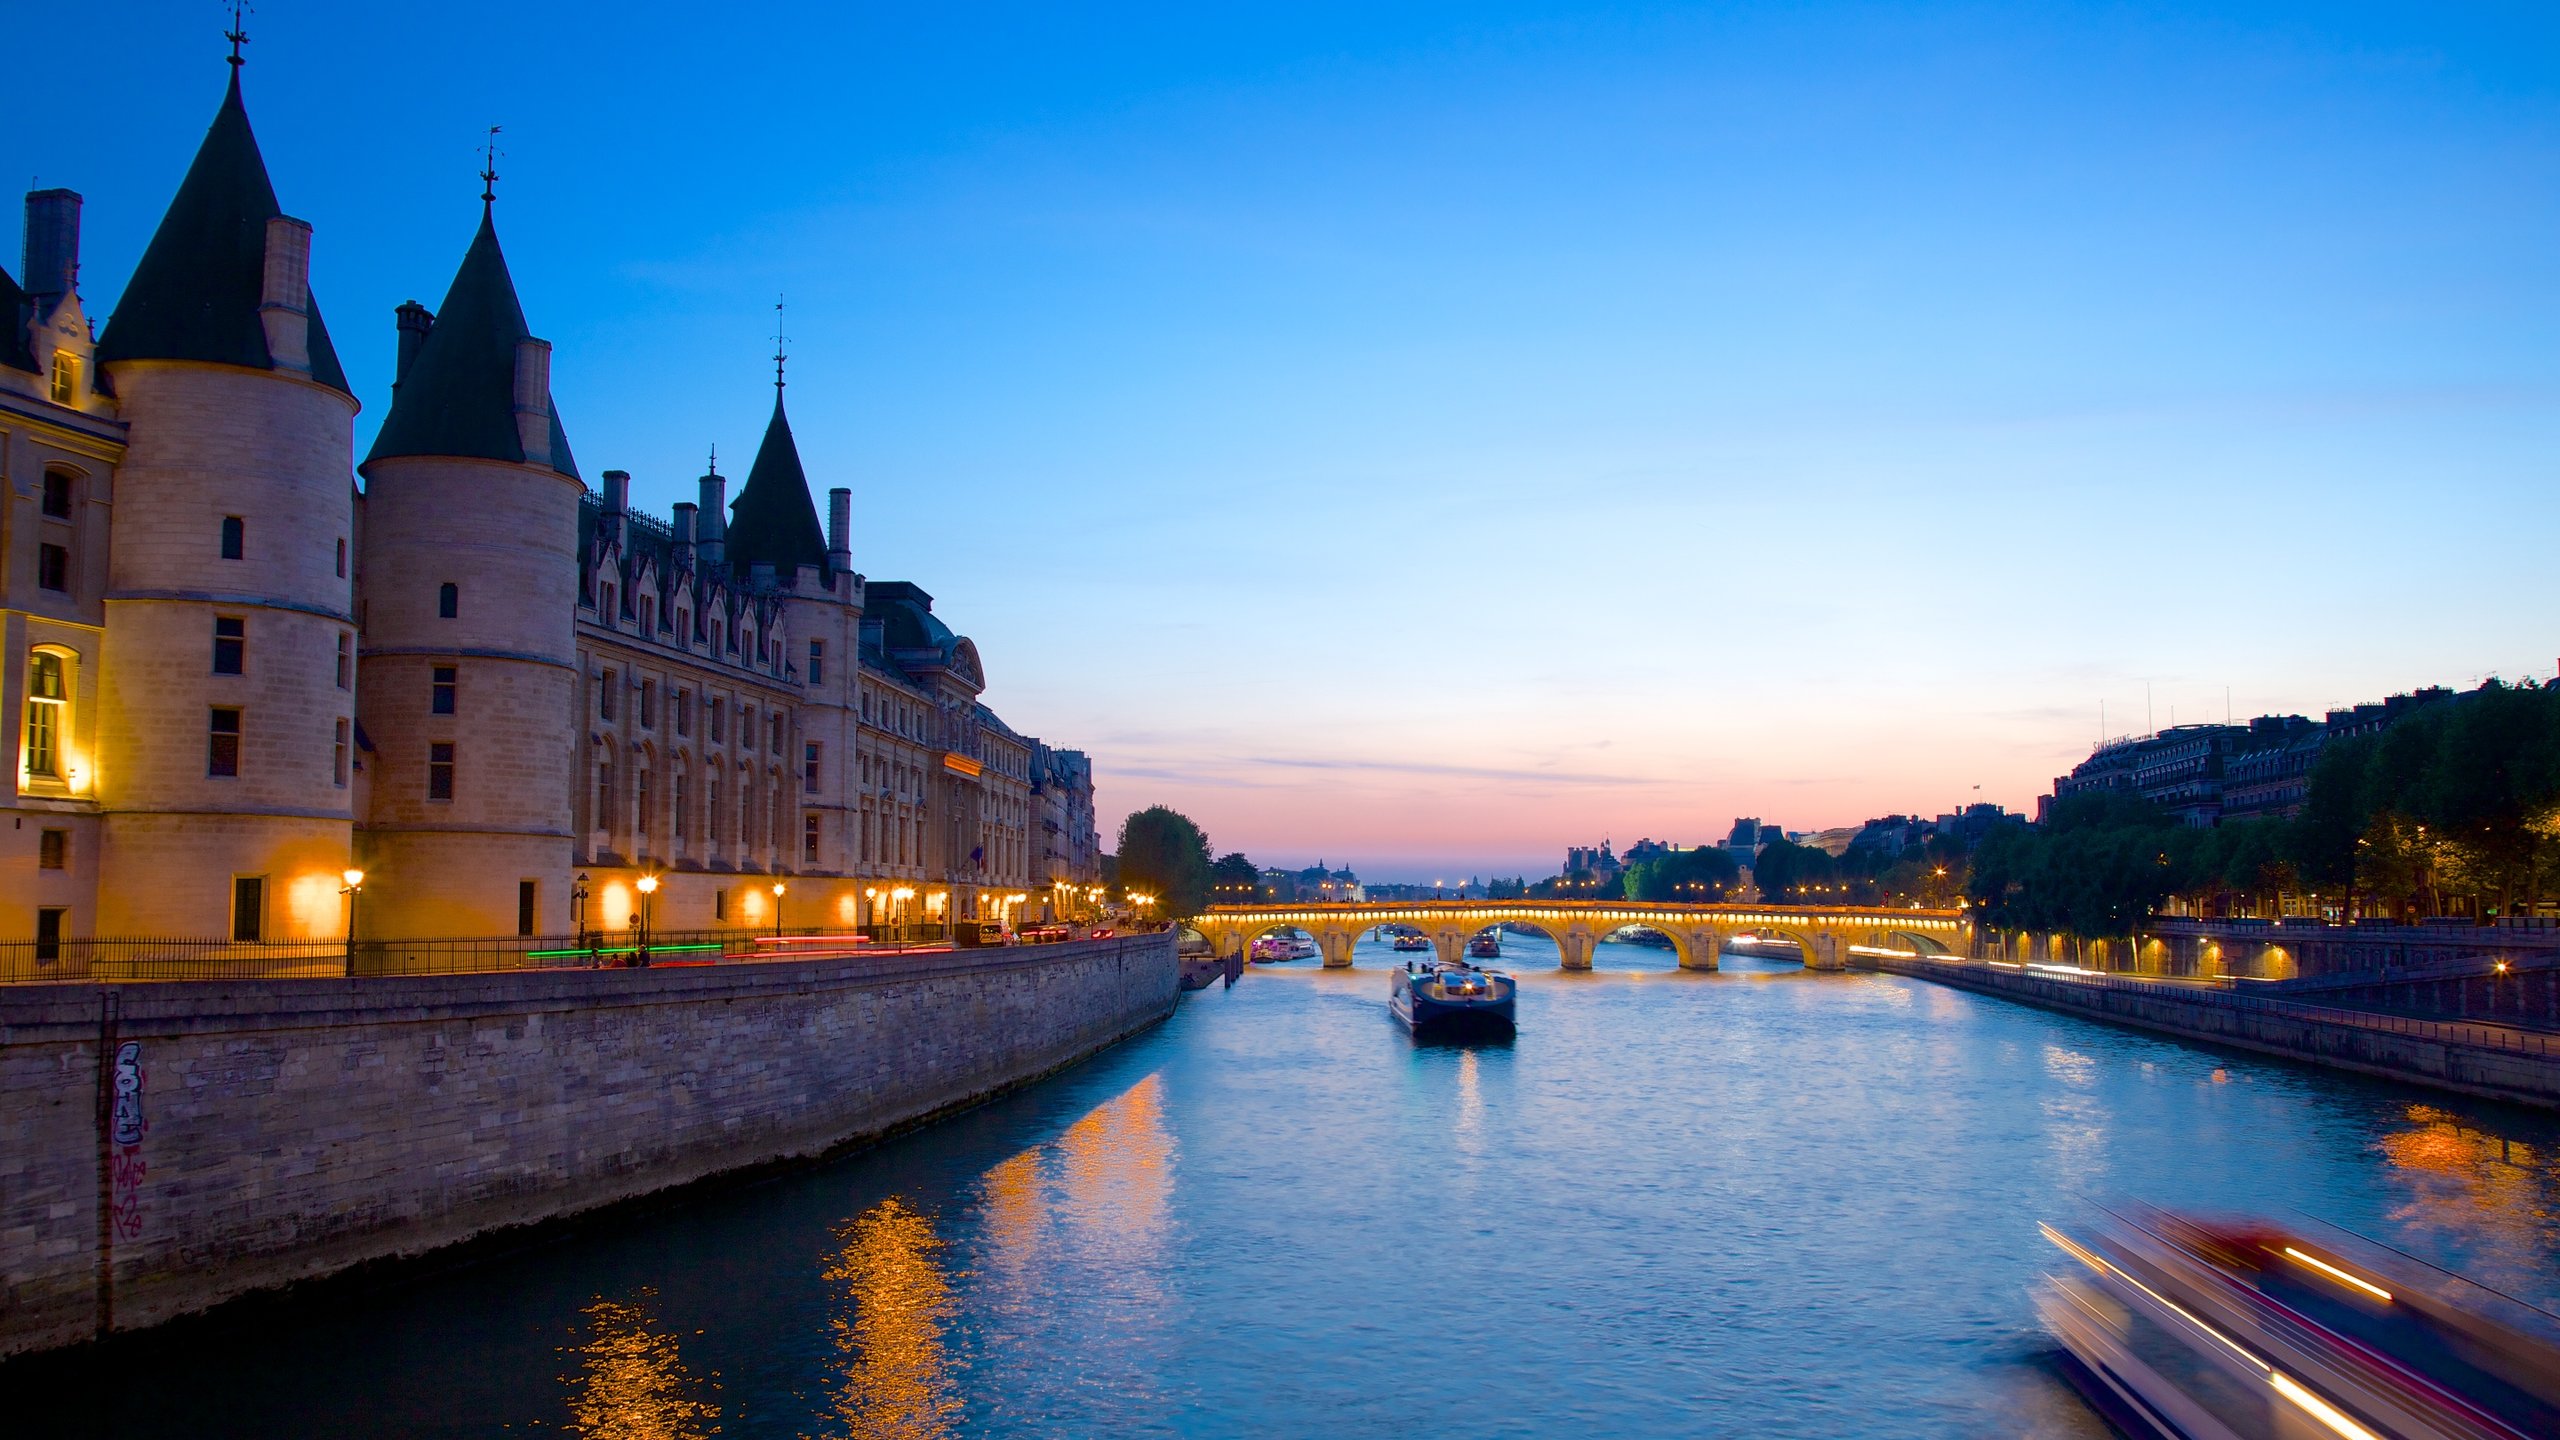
top-left (772, 293), bottom-right (788, 392)
top-left (97, 56), bottom-right (349, 392)
top-left (724, 380), bottom-right (829, 581)
top-left (479, 126), bottom-right (503, 209)
top-left (362, 206), bottom-right (577, 478)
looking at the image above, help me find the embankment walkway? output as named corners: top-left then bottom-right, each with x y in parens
top-left (1860, 954), bottom-right (2560, 1112)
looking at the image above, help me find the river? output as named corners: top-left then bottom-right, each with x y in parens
top-left (11, 934), bottom-right (2560, 1438)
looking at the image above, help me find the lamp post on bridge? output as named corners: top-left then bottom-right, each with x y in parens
top-left (339, 868), bottom-right (364, 977)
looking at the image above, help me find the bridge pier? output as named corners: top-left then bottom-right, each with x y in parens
top-left (1558, 932), bottom-right (1596, 971)
top-left (1804, 933), bottom-right (1847, 971)
top-left (1680, 929), bottom-right (1722, 971)
top-left (1318, 929), bottom-right (1359, 968)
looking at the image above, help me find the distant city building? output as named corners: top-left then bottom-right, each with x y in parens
top-left (1563, 842), bottom-right (1620, 882)
top-left (2042, 687), bottom-right (2458, 828)
top-left (1793, 827), bottom-right (1858, 857)
top-left (1722, 818), bottom-right (1784, 860)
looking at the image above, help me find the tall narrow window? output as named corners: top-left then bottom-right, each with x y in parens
top-left (710, 698), bottom-right (725, 743)
top-left (599, 671), bottom-right (617, 722)
top-left (208, 708), bottom-right (241, 777)
top-left (41, 469), bottom-right (73, 518)
top-left (597, 756), bottom-right (616, 826)
top-left (714, 888), bottom-right (728, 921)
top-left (428, 742), bottom-right (455, 800)
top-left (640, 594), bottom-right (655, 634)
top-left (334, 718), bottom-right (350, 787)
top-left (674, 769), bottom-right (689, 838)
top-left (336, 633), bottom-right (352, 690)
top-left (431, 666), bottom-right (457, 715)
top-left (637, 767), bottom-right (651, 835)
top-left (335, 537), bottom-right (348, 579)
top-left (741, 706), bottom-right (756, 752)
top-left (804, 813), bottom-right (820, 863)
top-left (213, 616), bottom-right (246, 675)
top-left (641, 680), bottom-right (657, 728)
top-left (773, 714), bottom-right (786, 752)
top-left (518, 881), bottom-right (538, 937)
top-left (35, 908), bottom-right (65, 963)
top-left (808, 639), bottom-right (825, 685)
top-left (49, 352), bottom-right (78, 405)
top-left (23, 651), bottom-right (66, 779)
top-left (221, 516), bottom-right (245, 560)
top-left (39, 829), bottom-right (68, 869)
top-left (708, 774), bottom-right (722, 842)
top-left (600, 582), bottom-right (617, 620)
top-left (804, 741), bottom-right (822, 794)
top-left (231, 876), bottom-right (264, 942)
top-left (437, 582), bottom-right (458, 618)
top-left (675, 690), bottom-right (692, 737)
top-left (38, 544), bottom-right (68, 591)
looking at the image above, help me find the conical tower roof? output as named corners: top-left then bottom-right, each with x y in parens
top-left (726, 392), bottom-right (829, 578)
top-left (97, 69), bottom-right (349, 392)
top-left (362, 206), bottom-right (577, 478)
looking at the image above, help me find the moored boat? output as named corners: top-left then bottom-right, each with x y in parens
top-left (1391, 931), bottom-right (1431, 953)
top-left (1391, 958), bottom-right (1517, 1037)
top-left (1466, 933), bottom-right (1501, 959)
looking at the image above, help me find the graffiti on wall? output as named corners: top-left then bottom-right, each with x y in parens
top-left (109, 1041), bottom-right (146, 1240)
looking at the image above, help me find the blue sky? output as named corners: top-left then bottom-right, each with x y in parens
top-left (29, 2), bottom-right (2560, 878)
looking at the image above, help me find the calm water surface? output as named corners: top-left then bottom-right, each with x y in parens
top-left (16, 936), bottom-right (2560, 1438)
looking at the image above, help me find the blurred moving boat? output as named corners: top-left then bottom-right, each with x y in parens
top-left (2039, 1201), bottom-right (2560, 1440)
top-left (1391, 958), bottom-right (1516, 1037)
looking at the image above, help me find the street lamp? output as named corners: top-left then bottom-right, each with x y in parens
top-left (572, 872), bottom-right (592, 947)
top-left (771, 880), bottom-right (787, 939)
top-left (339, 868), bottom-right (364, 977)
top-left (635, 873), bottom-right (659, 962)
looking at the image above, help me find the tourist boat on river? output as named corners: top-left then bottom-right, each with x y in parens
top-left (1390, 958), bottom-right (1516, 1037)
top-left (1391, 931), bottom-right (1431, 953)
top-left (2039, 1201), bottom-right (2560, 1440)
top-left (1250, 935), bottom-right (1318, 963)
top-left (1466, 932), bottom-right (1501, 959)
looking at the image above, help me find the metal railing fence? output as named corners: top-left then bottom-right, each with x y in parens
top-left (1884, 955), bottom-right (2560, 1060)
top-left (0, 922), bottom-right (1096, 985)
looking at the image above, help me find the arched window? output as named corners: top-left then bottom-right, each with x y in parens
top-left (438, 582), bottom-right (459, 619)
top-left (41, 468), bottom-right (75, 519)
top-left (22, 649), bottom-right (71, 781)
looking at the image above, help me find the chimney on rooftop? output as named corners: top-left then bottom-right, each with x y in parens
top-left (827, 487), bottom-right (852, 573)
top-left (696, 470), bottom-right (727, 568)
top-left (512, 338), bottom-right (554, 468)
top-left (258, 216), bottom-right (313, 373)
top-left (21, 189), bottom-right (80, 302)
top-left (393, 301), bottom-right (433, 384)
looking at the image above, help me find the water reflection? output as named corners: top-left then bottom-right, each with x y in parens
top-left (814, 1198), bottom-right (962, 1440)
top-left (562, 1290), bottom-right (721, 1440)
top-left (2378, 1102), bottom-right (2560, 1299)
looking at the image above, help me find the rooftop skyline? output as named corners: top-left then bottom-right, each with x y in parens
top-left (27, 2), bottom-right (2557, 878)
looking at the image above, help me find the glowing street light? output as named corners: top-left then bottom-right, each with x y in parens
top-left (339, 867), bottom-right (365, 976)
top-left (771, 880), bottom-right (787, 938)
top-left (636, 873), bottom-right (660, 959)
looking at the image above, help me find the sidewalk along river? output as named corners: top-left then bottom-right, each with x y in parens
top-left (6, 937), bottom-right (2557, 1438)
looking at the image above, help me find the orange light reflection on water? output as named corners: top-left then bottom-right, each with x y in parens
top-left (2376, 1103), bottom-right (2558, 1299)
top-left (560, 1290), bottom-right (721, 1440)
top-left (817, 1197), bottom-right (964, 1440)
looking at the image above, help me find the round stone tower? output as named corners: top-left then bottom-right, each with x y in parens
top-left (92, 65), bottom-right (360, 942)
top-left (353, 201), bottom-right (581, 940)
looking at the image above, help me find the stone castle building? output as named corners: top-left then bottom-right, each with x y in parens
top-left (2, 56), bottom-right (1099, 953)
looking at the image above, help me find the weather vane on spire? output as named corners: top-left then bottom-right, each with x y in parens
top-left (708, 443), bottom-right (719, 474)
top-left (226, 2), bottom-right (251, 68)
top-left (772, 294), bottom-right (789, 393)
top-left (480, 126), bottom-right (504, 206)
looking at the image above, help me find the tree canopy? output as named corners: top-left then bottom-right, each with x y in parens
top-left (1116, 807), bottom-right (1215, 918)
top-left (1623, 846), bottom-right (1742, 901)
top-left (1209, 851), bottom-right (1262, 902)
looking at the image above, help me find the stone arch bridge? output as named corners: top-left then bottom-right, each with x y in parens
top-left (1194, 901), bottom-right (1970, 972)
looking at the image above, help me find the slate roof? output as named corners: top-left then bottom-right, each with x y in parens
top-left (0, 266), bottom-right (34, 374)
top-left (96, 71), bottom-right (350, 393)
top-left (724, 392), bottom-right (828, 579)
top-left (362, 207), bottom-right (577, 478)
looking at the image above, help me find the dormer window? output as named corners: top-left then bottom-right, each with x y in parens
top-left (639, 594), bottom-right (655, 634)
top-left (600, 582), bottom-right (617, 620)
top-left (49, 353), bottom-right (77, 405)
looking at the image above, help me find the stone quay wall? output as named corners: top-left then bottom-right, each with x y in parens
top-left (1863, 954), bottom-right (2560, 1111)
top-left (0, 931), bottom-right (1179, 1358)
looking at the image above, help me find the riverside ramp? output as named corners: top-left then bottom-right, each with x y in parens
top-left (1861, 953), bottom-right (2560, 1111)
top-left (0, 931), bottom-right (1179, 1358)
